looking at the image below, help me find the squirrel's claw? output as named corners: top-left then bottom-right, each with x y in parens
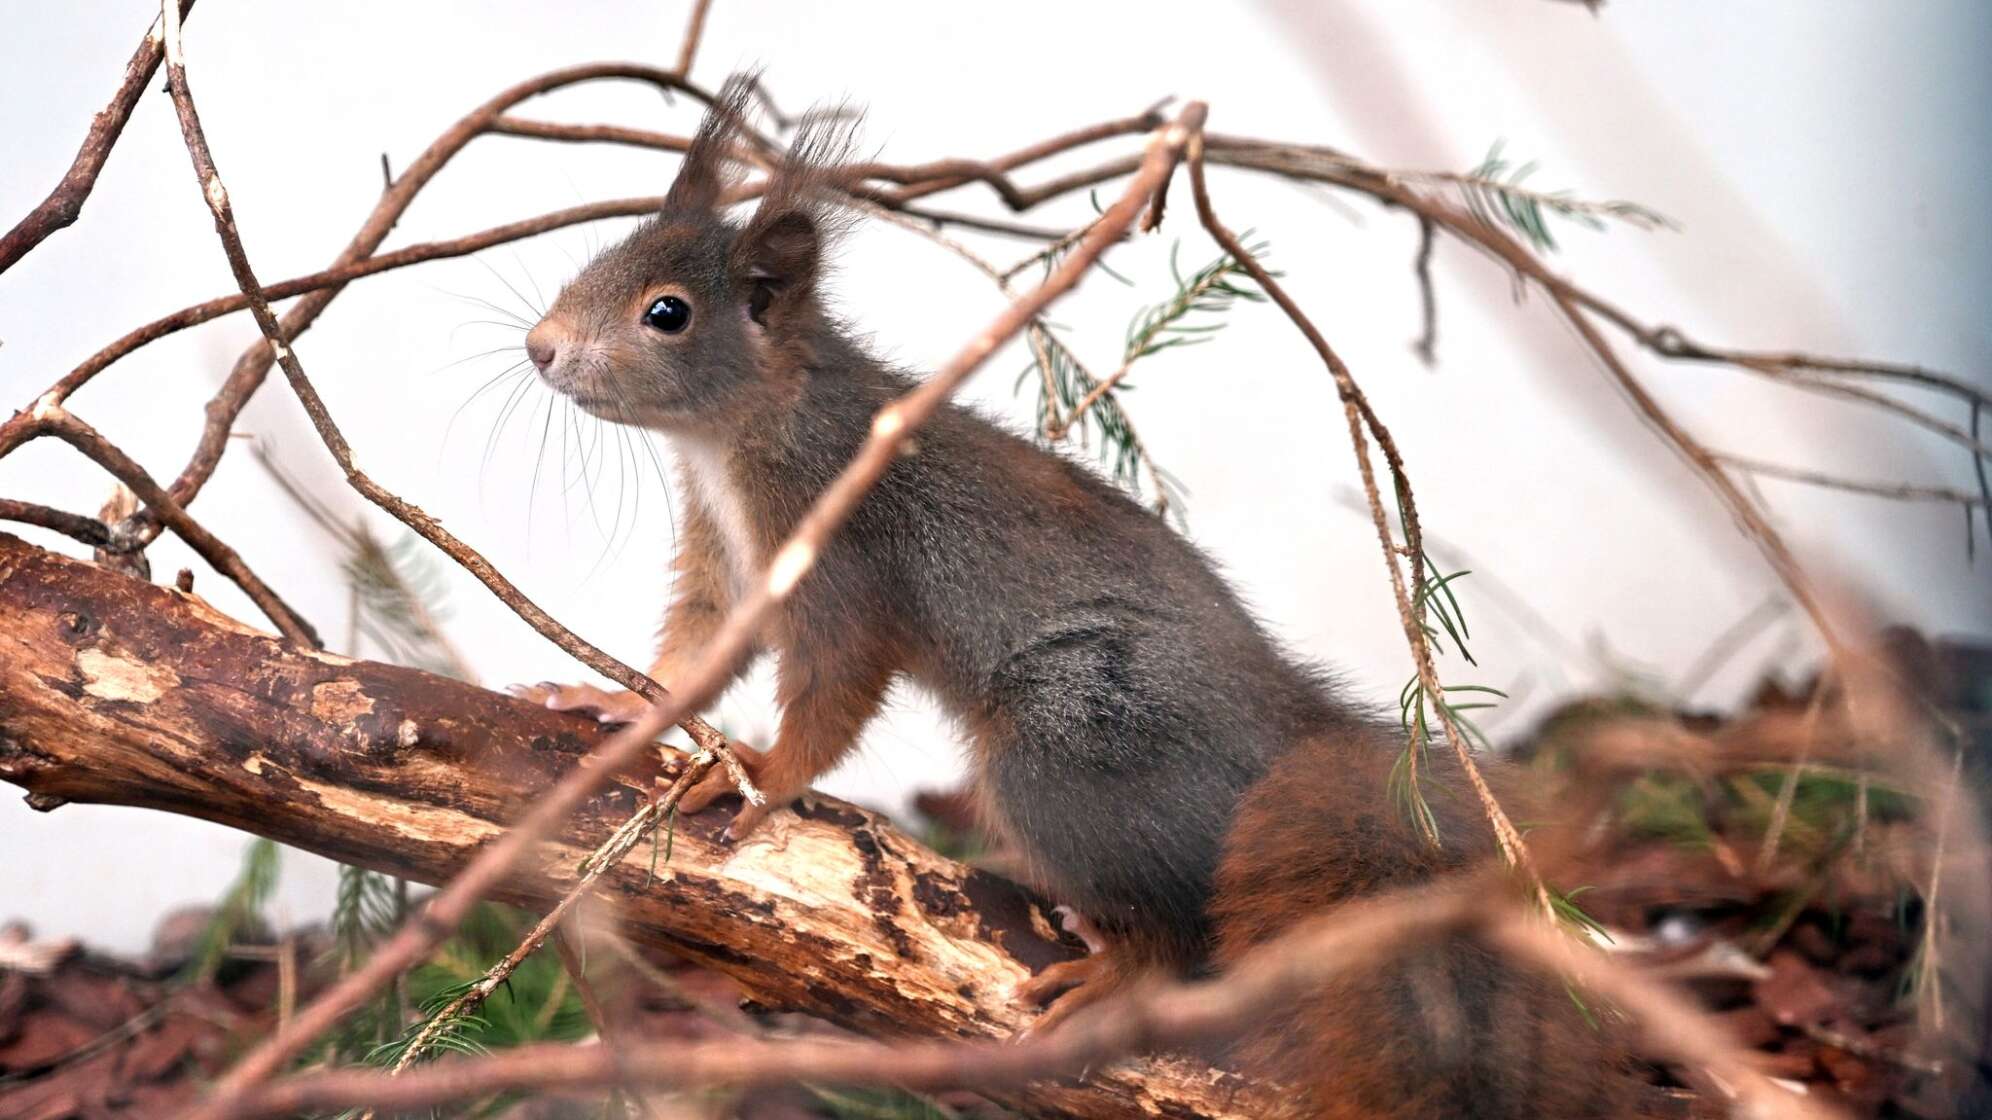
top-left (1014, 955), bottom-right (1126, 1041)
top-left (721, 799), bottom-right (774, 844)
top-left (1015, 955), bottom-right (1104, 1008)
top-left (679, 742), bottom-right (787, 845)
top-left (509, 681), bottom-right (652, 726)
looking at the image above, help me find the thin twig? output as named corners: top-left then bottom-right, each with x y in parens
top-left (551, 925), bottom-right (661, 1120)
top-left (357, 780), bottom-right (688, 1120)
top-left (1185, 136), bottom-right (1548, 911)
top-left (252, 443), bottom-right (481, 683)
top-left (1411, 215), bottom-right (1437, 365)
top-left (1755, 679), bottom-right (1833, 873)
top-left (861, 103), bottom-right (1171, 208)
top-left (0, 1), bottom-right (195, 274)
top-left (674, 0), bottom-right (713, 77)
top-left (998, 217), bottom-right (1105, 283)
top-left (1915, 747), bottom-right (1965, 1033)
top-left (1716, 453), bottom-right (1985, 507)
top-left (0, 499), bottom-right (110, 548)
top-left (1672, 593), bottom-right (1789, 702)
top-left (36, 406), bottom-right (318, 646)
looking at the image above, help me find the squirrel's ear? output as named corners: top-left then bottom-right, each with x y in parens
top-left (664, 73), bottom-right (756, 213)
top-left (731, 103), bottom-right (858, 327)
top-left (734, 206), bottom-right (821, 326)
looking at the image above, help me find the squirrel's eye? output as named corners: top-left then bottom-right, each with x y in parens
top-left (643, 295), bottom-right (692, 333)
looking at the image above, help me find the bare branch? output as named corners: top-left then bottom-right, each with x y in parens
top-left (0, 499), bottom-right (109, 549)
top-left (1411, 215), bottom-right (1437, 365)
top-left (674, 0), bottom-right (714, 77)
top-left (1715, 453), bottom-right (1985, 508)
top-left (155, 0), bottom-right (742, 740)
top-left (37, 406), bottom-right (318, 646)
top-left (137, 63), bottom-right (735, 540)
top-left (0, 1), bottom-right (196, 274)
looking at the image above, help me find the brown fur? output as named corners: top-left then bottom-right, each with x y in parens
top-left (1213, 734), bottom-right (1640, 1118)
top-left (523, 77), bottom-right (1648, 1117)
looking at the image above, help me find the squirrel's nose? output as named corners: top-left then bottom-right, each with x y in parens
top-left (525, 323), bottom-right (559, 373)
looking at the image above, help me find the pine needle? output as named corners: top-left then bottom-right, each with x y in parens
top-left (1448, 141), bottom-right (1673, 253)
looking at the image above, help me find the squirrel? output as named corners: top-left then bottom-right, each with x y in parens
top-left (515, 77), bottom-right (1640, 1118)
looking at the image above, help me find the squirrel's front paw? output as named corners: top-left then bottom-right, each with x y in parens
top-left (508, 681), bottom-right (652, 726)
top-left (678, 742), bottom-right (796, 843)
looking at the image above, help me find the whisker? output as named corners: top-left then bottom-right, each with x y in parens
top-left (525, 391), bottom-right (559, 546)
top-left (475, 255), bottom-right (547, 326)
top-left (614, 420), bottom-right (636, 550)
top-left (433, 343), bottom-right (528, 379)
top-left (482, 370), bottom-right (538, 473)
top-left (432, 284), bottom-right (536, 328)
top-left (446, 360), bottom-right (530, 446)
top-left (450, 320), bottom-right (531, 337)
top-left (513, 249), bottom-right (549, 319)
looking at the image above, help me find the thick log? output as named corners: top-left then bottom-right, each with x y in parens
top-left (0, 534), bottom-right (1263, 1118)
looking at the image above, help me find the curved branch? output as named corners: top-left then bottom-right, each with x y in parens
top-left (0, 499), bottom-right (108, 549)
top-left (36, 407), bottom-right (318, 646)
top-left (0, 2), bottom-right (196, 274)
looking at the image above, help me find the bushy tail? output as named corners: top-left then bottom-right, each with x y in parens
top-left (1210, 730), bottom-right (1641, 1119)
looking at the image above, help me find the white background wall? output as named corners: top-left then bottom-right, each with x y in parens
top-left (2, 1), bottom-right (1986, 953)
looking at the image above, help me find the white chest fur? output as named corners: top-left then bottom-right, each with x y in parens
top-left (673, 439), bottom-right (760, 595)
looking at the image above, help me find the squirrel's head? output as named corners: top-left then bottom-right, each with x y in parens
top-left (525, 75), bottom-right (853, 432)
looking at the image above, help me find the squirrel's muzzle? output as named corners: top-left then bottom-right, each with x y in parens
top-left (525, 321), bottom-right (561, 374)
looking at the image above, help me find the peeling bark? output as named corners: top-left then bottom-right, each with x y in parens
top-left (0, 534), bottom-right (1265, 1118)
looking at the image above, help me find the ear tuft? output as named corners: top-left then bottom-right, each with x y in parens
top-left (731, 101), bottom-right (862, 326)
top-left (663, 72), bottom-right (760, 214)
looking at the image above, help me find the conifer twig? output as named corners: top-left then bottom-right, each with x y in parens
top-left (1047, 240), bottom-right (1264, 441)
top-left (355, 780), bottom-right (688, 1120)
top-left (1183, 135), bottom-right (1550, 914)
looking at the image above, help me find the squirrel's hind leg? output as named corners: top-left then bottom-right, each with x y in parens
top-left (1014, 909), bottom-right (1165, 1039)
top-left (1014, 939), bottom-right (1148, 1039)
